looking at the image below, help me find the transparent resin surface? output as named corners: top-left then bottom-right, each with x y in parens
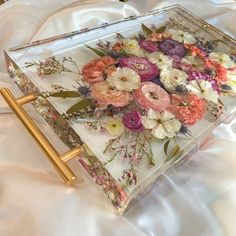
top-left (5, 5), bottom-right (236, 213)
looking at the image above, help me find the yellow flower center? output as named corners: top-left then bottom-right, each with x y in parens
top-left (120, 77), bottom-right (127, 82)
top-left (134, 63), bottom-right (145, 70)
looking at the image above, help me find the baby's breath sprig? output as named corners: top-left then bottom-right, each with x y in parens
top-left (25, 56), bottom-right (81, 77)
top-left (103, 131), bottom-right (154, 167)
top-left (119, 164), bottom-right (137, 189)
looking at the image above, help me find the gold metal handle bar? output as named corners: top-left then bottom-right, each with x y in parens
top-left (0, 88), bottom-right (83, 184)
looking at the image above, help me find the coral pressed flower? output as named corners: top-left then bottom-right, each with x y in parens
top-left (106, 67), bottom-right (141, 91)
top-left (122, 39), bottom-right (145, 56)
top-left (122, 111), bottom-right (144, 132)
top-left (168, 29), bottom-right (197, 44)
top-left (112, 42), bottom-right (123, 53)
top-left (91, 81), bottom-right (130, 107)
top-left (139, 40), bottom-right (159, 52)
top-left (133, 82), bottom-right (170, 112)
top-left (141, 109), bottom-right (181, 139)
top-left (104, 118), bottom-right (125, 136)
top-left (148, 32), bottom-right (165, 42)
top-left (168, 93), bottom-right (206, 125)
top-left (160, 69), bottom-right (188, 91)
top-left (147, 52), bottom-right (173, 71)
top-left (186, 80), bottom-right (219, 103)
top-left (209, 52), bottom-right (235, 69)
top-left (119, 56), bottom-right (159, 82)
top-left (159, 39), bottom-right (186, 57)
top-left (82, 56), bottom-right (116, 84)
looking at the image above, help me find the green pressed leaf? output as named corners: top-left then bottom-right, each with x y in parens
top-left (66, 99), bottom-right (93, 114)
top-left (172, 150), bottom-right (184, 163)
top-left (164, 139), bottom-right (170, 156)
top-left (86, 45), bottom-right (107, 57)
top-left (166, 144), bottom-right (181, 162)
top-left (141, 23), bottom-right (153, 35)
top-left (50, 91), bottom-right (81, 98)
top-left (156, 26), bottom-right (166, 33)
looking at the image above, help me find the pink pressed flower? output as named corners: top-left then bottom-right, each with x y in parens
top-left (122, 111), bottom-right (144, 132)
top-left (82, 56), bottom-right (116, 84)
top-left (133, 82), bottom-right (170, 112)
top-left (168, 94), bottom-right (206, 125)
top-left (139, 40), bottom-right (159, 52)
top-left (91, 81), bottom-right (130, 107)
top-left (119, 57), bottom-right (159, 82)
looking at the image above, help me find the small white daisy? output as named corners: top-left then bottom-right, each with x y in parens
top-left (122, 39), bottom-right (145, 56)
top-left (107, 67), bottom-right (141, 91)
top-left (142, 109), bottom-right (181, 139)
top-left (186, 80), bottom-right (219, 103)
top-left (168, 29), bottom-right (197, 44)
top-left (182, 55), bottom-right (205, 70)
top-left (209, 52), bottom-right (235, 69)
top-left (160, 69), bottom-right (188, 91)
top-left (147, 52), bottom-right (173, 71)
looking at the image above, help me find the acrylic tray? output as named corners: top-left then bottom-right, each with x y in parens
top-left (2, 5), bottom-right (236, 214)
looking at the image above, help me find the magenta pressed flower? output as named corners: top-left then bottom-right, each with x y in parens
top-left (139, 40), bottom-right (159, 52)
top-left (119, 57), bottom-right (159, 82)
top-left (159, 39), bottom-right (186, 57)
top-left (122, 111), bottom-right (144, 132)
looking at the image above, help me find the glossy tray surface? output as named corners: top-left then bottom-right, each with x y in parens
top-left (5, 5), bottom-right (236, 213)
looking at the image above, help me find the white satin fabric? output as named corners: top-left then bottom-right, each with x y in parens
top-left (1, 1), bottom-right (236, 235)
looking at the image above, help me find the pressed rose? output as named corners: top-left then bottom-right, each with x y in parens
top-left (122, 111), bottom-right (144, 132)
top-left (82, 56), bottom-right (116, 84)
top-left (91, 81), bottom-right (130, 107)
top-left (119, 57), bottom-right (159, 82)
top-left (138, 40), bottom-right (159, 52)
top-left (133, 82), bottom-right (170, 112)
top-left (159, 39), bottom-right (186, 57)
top-left (168, 93), bottom-right (206, 125)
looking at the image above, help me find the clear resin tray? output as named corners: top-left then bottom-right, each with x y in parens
top-left (4, 5), bottom-right (236, 214)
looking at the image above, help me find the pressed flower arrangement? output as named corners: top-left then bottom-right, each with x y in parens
top-left (6, 6), bottom-right (236, 213)
top-left (24, 21), bottom-right (236, 191)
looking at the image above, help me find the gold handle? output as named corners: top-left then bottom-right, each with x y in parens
top-left (0, 88), bottom-right (83, 184)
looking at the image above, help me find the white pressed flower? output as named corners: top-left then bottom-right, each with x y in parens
top-left (186, 80), bottom-right (219, 103)
top-left (107, 67), bottom-right (141, 91)
top-left (168, 29), bottom-right (197, 44)
top-left (147, 52), bottom-right (173, 71)
top-left (141, 109), bottom-right (181, 139)
top-left (160, 69), bottom-right (188, 91)
top-left (209, 52), bottom-right (235, 69)
top-left (182, 55), bottom-right (204, 70)
top-left (122, 39), bottom-right (145, 56)
top-left (225, 70), bottom-right (236, 93)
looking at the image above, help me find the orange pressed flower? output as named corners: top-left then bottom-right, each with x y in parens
top-left (82, 56), bottom-right (116, 84)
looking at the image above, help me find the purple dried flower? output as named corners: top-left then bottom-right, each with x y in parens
top-left (139, 40), bottom-right (159, 52)
top-left (159, 39), bottom-right (186, 57)
top-left (119, 56), bottom-right (159, 82)
top-left (172, 55), bottom-right (193, 73)
top-left (122, 111), bottom-right (144, 132)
